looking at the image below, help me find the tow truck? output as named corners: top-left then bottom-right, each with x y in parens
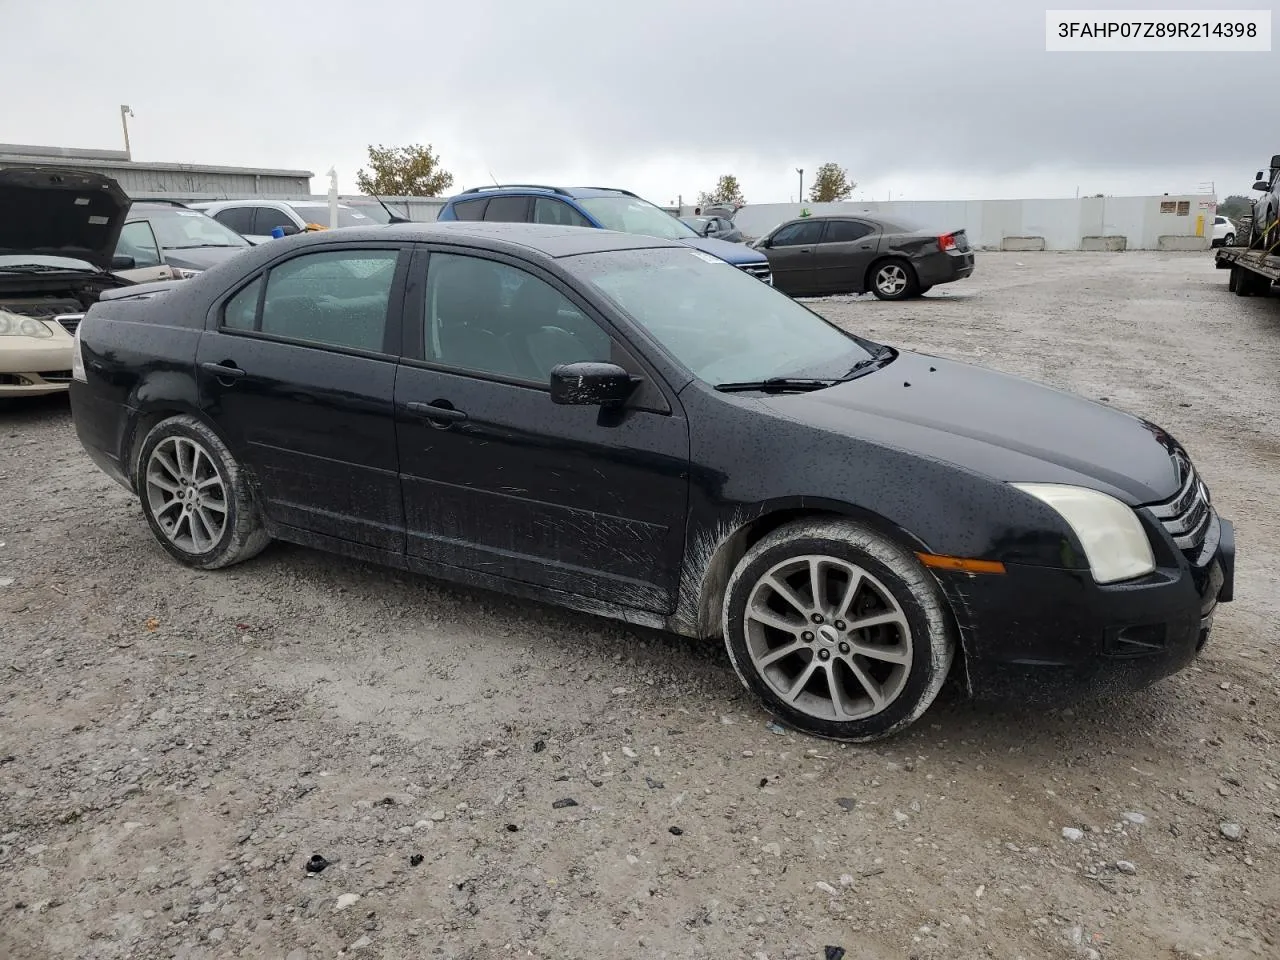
top-left (1215, 154), bottom-right (1280, 297)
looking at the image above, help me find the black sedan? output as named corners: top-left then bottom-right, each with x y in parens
top-left (754, 214), bottom-right (975, 300)
top-left (68, 222), bottom-right (1234, 741)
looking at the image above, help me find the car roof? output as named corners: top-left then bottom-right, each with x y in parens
top-left (256, 221), bottom-right (684, 259)
top-left (447, 185), bottom-right (639, 203)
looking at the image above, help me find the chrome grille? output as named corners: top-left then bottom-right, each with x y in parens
top-left (1147, 451), bottom-right (1212, 554)
top-left (55, 313), bottom-right (84, 335)
top-left (739, 262), bottom-right (773, 285)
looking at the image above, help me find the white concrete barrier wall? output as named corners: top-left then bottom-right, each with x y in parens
top-left (705, 195), bottom-right (1217, 250)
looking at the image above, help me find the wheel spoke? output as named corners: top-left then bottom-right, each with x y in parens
top-left (748, 603), bottom-right (803, 634)
top-left (148, 472), bottom-right (180, 494)
top-left (155, 498), bottom-right (183, 521)
top-left (196, 474), bottom-right (222, 491)
top-left (785, 657), bottom-right (820, 702)
top-left (765, 575), bottom-right (812, 617)
top-left (845, 610), bottom-right (905, 633)
top-left (154, 450), bottom-right (182, 483)
top-left (189, 508), bottom-right (212, 551)
top-left (821, 663), bottom-right (848, 718)
top-left (808, 559), bottom-right (826, 614)
top-left (196, 505), bottom-right (223, 539)
top-left (758, 641), bottom-right (805, 668)
top-left (848, 641), bottom-right (911, 665)
top-left (833, 570), bottom-right (864, 620)
top-left (844, 656), bottom-right (886, 710)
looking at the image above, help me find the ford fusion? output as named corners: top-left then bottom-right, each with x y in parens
top-left (68, 222), bottom-right (1235, 740)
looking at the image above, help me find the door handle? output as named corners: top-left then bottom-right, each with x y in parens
top-left (407, 400), bottom-right (467, 427)
top-left (200, 361), bottom-right (246, 381)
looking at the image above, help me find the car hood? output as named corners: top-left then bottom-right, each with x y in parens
top-left (162, 246), bottom-right (250, 271)
top-left (765, 350), bottom-right (1181, 505)
top-left (0, 167), bottom-right (129, 272)
top-left (679, 235), bottom-right (767, 265)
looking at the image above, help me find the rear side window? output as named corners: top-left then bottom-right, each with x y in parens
top-left (253, 207), bottom-right (298, 235)
top-left (822, 220), bottom-right (874, 243)
top-left (222, 250), bottom-right (400, 353)
top-left (533, 198), bottom-right (591, 227)
top-left (213, 207), bottom-right (255, 235)
top-left (451, 199), bottom-right (488, 221)
top-left (484, 196), bottom-right (532, 222)
top-left (771, 221), bottom-right (824, 246)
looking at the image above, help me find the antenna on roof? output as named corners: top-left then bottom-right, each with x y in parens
top-left (488, 168), bottom-right (500, 187)
top-left (369, 192), bottom-right (411, 224)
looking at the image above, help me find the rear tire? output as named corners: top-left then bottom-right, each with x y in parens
top-left (721, 518), bottom-right (956, 742)
top-left (1223, 232), bottom-right (1235, 246)
top-left (869, 260), bottom-right (920, 301)
top-left (136, 415), bottom-right (270, 570)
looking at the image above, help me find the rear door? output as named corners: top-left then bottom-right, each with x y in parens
top-left (195, 243), bottom-right (410, 557)
top-left (811, 219), bottom-right (879, 294)
top-left (112, 220), bottom-right (175, 282)
top-left (763, 220), bottom-right (824, 294)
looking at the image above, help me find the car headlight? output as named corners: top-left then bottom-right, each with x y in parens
top-left (1011, 483), bottom-right (1155, 584)
top-left (0, 310), bottom-right (54, 338)
top-left (175, 268), bottom-right (202, 280)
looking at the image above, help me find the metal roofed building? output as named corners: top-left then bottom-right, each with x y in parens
top-left (0, 143), bottom-right (313, 201)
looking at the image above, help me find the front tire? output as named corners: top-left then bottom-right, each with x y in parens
top-left (869, 260), bottom-right (920, 301)
top-left (137, 415), bottom-right (270, 569)
top-left (722, 519), bottom-right (955, 742)
top-left (1223, 232), bottom-right (1235, 246)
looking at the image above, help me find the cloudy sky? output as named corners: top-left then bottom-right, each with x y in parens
top-left (5, 0), bottom-right (1275, 203)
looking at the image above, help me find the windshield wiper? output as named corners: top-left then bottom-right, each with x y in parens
top-left (0, 264), bottom-right (94, 275)
top-left (837, 346), bottom-right (896, 381)
top-left (166, 243), bottom-right (240, 249)
top-left (715, 377), bottom-right (837, 393)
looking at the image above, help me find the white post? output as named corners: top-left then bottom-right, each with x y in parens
top-left (120, 105), bottom-right (134, 160)
top-left (327, 167), bottom-right (339, 230)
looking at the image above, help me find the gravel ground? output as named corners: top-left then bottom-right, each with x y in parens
top-left (1, 251), bottom-right (1277, 960)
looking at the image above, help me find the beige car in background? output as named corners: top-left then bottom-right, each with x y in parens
top-left (1, 166), bottom-right (134, 398)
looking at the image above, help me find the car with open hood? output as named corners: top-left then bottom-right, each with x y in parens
top-left (0, 166), bottom-right (134, 397)
top-left (67, 221), bottom-right (1234, 740)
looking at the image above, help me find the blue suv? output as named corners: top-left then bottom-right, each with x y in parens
top-left (436, 185), bottom-right (773, 285)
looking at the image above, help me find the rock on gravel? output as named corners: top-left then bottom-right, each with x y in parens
top-left (1062, 827), bottom-right (1085, 842)
top-left (1219, 823), bottom-right (1243, 841)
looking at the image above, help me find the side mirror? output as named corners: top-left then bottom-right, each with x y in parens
top-left (111, 254), bottom-right (136, 270)
top-left (549, 361), bottom-right (635, 407)
top-left (1253, 181), bottom-right (1271, 192)
top-left (1256, 171), bottom-right (1266, 182)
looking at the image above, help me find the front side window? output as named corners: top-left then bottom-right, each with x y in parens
top-left (230, 250), bottom-right (400, 352)
top-left (115, 221), bottom-right (163, 268)
top-left (253, 207), bottom-right (299, 235)
top-left (576, 196), bottom-right (698, 241)
top-left (569, 248), bottom-right (874, 386)
top-left (533, 197), bottom-right (591, 227)
top-left (770, 221), bottom-right (825, 246)
top-left (145, 209), bottom-right (250, 249)
top-left (424, 252), bottom-right (610, 382)
top-left (213, 207), bottom-right (255, 235)
top-left (483, 196), bottom-right (532, 223)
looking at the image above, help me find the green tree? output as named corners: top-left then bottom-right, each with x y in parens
top-left (355, 143), bottom-right (454, 197)
top-left (697, 174), bottom-right (746, 208)
top-left (808, 163), bottom-right (855, 202)
top-left (1218, 194), bottom-right (1253, 220)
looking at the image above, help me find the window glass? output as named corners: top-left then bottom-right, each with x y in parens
top-left (223, 276), bottom-right (262, 330)
top-left (533, 197), bottom-right (591, 227)
top-left (254, 207), bottom-right (299, 235)
top-left (115, 221), bottom-right (162, 268)
top-left (288, 204), bottom-right (377, 228)
top-left (213, 207), bottom-right (256, 235)
top-left (577, 196), bottom-right (697, 240)
top-left (424, 252), bottom-right (609, 382)
top-left (483, 196), bottom-right (532, 222)
top-left (256, 250), bottom-right (398, 351)
top-left (145, 209), bottom-right (249, 249)
top-left (770, 221), bottom-right (825, 246)
top-left (451, 198), bottom-right (488, 221)
top-left (569, 247), bottom-right (874, 386)
top-left (822, 220), bottom-right (874, 243)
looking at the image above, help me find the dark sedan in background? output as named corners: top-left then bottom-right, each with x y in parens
top-left (754, 214), bottom-right (975, 300)
top-left (67, 221), bottom-right (1232, 741)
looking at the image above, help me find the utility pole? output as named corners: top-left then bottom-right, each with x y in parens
top-left (120, 105), bottom-right (134, 160)
top-left (796, 168), bottom-right (803, 203)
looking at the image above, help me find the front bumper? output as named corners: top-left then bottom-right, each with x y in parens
top-left (935, 517), bottom-right (1234, 703)
top-left (0, 335), bottom-right (75, 395)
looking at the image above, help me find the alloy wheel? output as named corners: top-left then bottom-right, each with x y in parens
top-left (743, 555), bottom-right (913, 721)
top-left (144, 436), bottom-right (229, 554)
top-left (875, 264), bottom-right (909, 296)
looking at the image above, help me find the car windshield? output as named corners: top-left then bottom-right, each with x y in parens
top-left (289, 204), bottom-right (380, 228)
top-left (576, 196), bottom-right (699, 241)
top-left (0, 254), bottom-right (99, 273)
top-left (146, 209), bottom-right (250, 249)
top-left (569, 247), bottom-right (876, 385)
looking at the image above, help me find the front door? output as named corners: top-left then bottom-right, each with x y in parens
top-left (196, 244), bottom-right (409, 557)
top-left (764, 220), bottom-right (824, 294)
top-left (395, 247), bottom-right (690, 612)
top-left (811, 219), bottom-right (880, 294)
